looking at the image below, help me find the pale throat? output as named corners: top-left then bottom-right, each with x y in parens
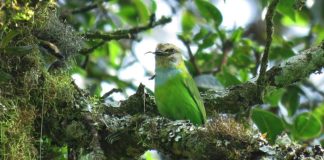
top-left (155, 67), bottom-right (182, 86)
top-left (155, 60), bottom-right (186, 86)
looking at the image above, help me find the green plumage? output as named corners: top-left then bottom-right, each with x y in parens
top-left (155, 68), bottom-right (206, 125)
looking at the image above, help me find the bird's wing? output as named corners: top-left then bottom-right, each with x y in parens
top-left (181, 73), bottom-right (207, 123)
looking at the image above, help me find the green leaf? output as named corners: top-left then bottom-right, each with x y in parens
top-left (313, 104), bottom-right (324, 124)
top-left (3, 45), bottom-right (33, 55)
top-left (277, 0), bottom-right (295, 21)
top-left (198, 33), bottom-right (217, 51)
top-left (293, 112), bottom-right (322, 140)
top-left (270, 45), bottom-right (295, 60)
top-left (263, 88), bottom-right (286, 106)
top-left (181, 10), bottom-right (196, 33)
top-left (216, 69), bottom-right (241, 87)
top-left (0, 70), bottom-right (13, 82)
top-left (92, 43), bottom-right (107, 59)
top-left (0, 30), bottom-right (19, 48)
top-left (195, 51), bottom-right (213, 62)
top-left (281, 86), bottom-right (300, 116)
top-left (134, 0), bottom-right (150, 23)
top-left (231, 27), bottom-right (244, 43)
top-left (108, 41), bottom-right (122, 67)
top-left (195, 0), bottom-right (223, 28)
top-left (252, 108), bottom-right (284, 143)
top-left (228, 49), bottom-right (253, 68)
top-left (282, 11), bottom-right (309, 27)
top-left (193, 27), bottom-right (209, 42)
top-left (313, 24), bottom-right (324, 45)
top-left (239, 69), bottom-right (250, 82)
top-left (150, 0), bottom-right (157, 13)
top-left (118, 5), bottom-right (137, 24)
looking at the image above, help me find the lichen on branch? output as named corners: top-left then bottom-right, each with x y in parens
top-left (97, 114), bottom-right (260, 159)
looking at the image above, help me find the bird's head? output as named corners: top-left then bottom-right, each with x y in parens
top-left (154, 43), bottom-right (183, 68)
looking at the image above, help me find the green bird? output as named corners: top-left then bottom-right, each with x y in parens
top-left (153, 43), bottom-right (207, 125)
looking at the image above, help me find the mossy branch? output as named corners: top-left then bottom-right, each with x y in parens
top-left (96, 112), bottom-right (323, 159)
top-left (205, 41), bottom-right (324, 113)
top-left (97, 114), bottom-right (262, 159)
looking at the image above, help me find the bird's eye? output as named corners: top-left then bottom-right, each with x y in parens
top-left (165, 48), bottom-right (175, 53)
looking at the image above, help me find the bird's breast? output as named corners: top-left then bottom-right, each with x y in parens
top-left (155, 68), bottom-right (183, 86)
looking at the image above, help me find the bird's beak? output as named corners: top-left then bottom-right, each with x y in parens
top-left (154, 51), bottom-right (168, 56)
top-left (145, 51), bottom-right (173, 56)
top-left (145, 51), bottom-right (174, 56)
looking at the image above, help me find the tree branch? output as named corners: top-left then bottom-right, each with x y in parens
top-left (178, 35), bottom-right (201, 75)
top-left (257, 0), bottom-right (280, 90)
top-left (78, 16), bottom-right (171, 56)
top-left (82, 16), bottom-right (172, 41)
top-left (95, 112), bottom-right (322, 159)
top-left (101, 88), bottom-right (122, 100)
top-left (79, 41), bottom-right (106, 55)
top-left (97, 114), bottom-right (263, 159)
top-left (71, 4), bottom-right (98, 14)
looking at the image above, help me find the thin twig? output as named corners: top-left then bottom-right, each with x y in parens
top-left (83, 15), bottom-right (171, 40)
top-left (219, 51), bottom-right (228, 72)
top-left (257, 0), bottom-right (280, 89)
top-left (71, 4), bottom-right (98, 14)
top-left (79, 16), bottom-right (171, 56)
top-left (101, 88), bottom-right (123, 100)
top-left (39, 93), bottom-right (45, 160)
top-left (252, 49), bottom-right (261, 76)
top-left (79, 41), bottom-right (106, 55)
top-left (81, 55), bottom-right (89, 69)
top-left (71, 80), bottom-right (86, 96)
top-left (178, 35), bottom-right (201, 75)
top-left (149, 75), bottom-right (156, 80)
top-left (218, 40), bottom-right (232, 72)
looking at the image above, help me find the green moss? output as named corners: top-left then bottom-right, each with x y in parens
top-left (0, 99), bottom-right (38, 160)
top-left (33, 5), bottom-right (83, 58)
top-left (0, 1), bottom-right (87, 159)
